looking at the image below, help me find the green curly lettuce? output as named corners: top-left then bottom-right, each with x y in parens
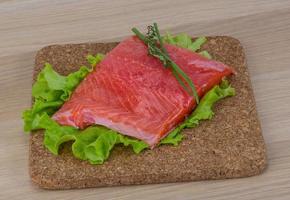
top-left (22, 41), bottom-right (235, 165)
top-left (86, 53), bottom-right (105, 67)
top-left (163, 32), bottom-right (211, 59)
top-left (22, 54), bottom-right (104, 131)
top-left (198, 50), bottom-right (212, 59)
top-left (23, 73), bottom-right (234, 165)
top-left (160, 79), bottom-right (235, 144)
top-left (31, 113), bottom-right (148, 164)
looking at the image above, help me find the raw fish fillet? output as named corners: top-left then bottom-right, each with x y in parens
top-left (53, 36), bottom-right (233, 147)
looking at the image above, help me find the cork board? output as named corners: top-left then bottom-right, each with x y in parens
top-left (29, 36), bottom-right (267, 189)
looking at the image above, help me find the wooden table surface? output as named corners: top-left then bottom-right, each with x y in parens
top-left (1, 0), bottom-right (290, 199)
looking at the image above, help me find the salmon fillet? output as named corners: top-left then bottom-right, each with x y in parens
top-left (53, 36), bottom-right (233, 147)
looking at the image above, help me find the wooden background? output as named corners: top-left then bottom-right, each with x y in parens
top-left (1, 0), bottom-right (290, 199)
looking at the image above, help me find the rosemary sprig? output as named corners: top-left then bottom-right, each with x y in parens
top-left (132, 23), bottom-right (199, 104)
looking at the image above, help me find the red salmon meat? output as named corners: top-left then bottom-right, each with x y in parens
top-left (53, 36), bottom-right (233, 147)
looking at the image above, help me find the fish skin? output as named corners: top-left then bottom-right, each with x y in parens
top-left (53, 36), bottom-right (233, 147)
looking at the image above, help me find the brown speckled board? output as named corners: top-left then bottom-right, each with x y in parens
top-left (29, 36), bottom-right (267, 189)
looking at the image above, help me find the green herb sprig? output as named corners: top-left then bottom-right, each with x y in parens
top-left (132, 23), bottom-right (199, 104)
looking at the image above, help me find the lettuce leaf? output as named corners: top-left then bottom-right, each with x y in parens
top-left (188, 36), bottom-right (207, 52)
top-left (161, 79), bottom-right (234, 143)
top-left (22, 100), bottom-right (63, 131)
top-left (87, 53), bottom-right (105, 67)
top-left (182, 79), bottom-right (234, 128)
top-left (163, 32), bottom-right (211, 59)
top-left (22, 54), bottom-right (104, 132)
top-left (198, 50), bottom-right (212, 59)
top-left (22, 41), bottom-right (235, 165)
top-left (25, 78), bottom-right (234, 164)
top-left (30, 112), bottom-right (148, 164)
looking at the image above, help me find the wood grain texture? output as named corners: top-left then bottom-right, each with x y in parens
top-left (0, 0), bottom-right (290, 199)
